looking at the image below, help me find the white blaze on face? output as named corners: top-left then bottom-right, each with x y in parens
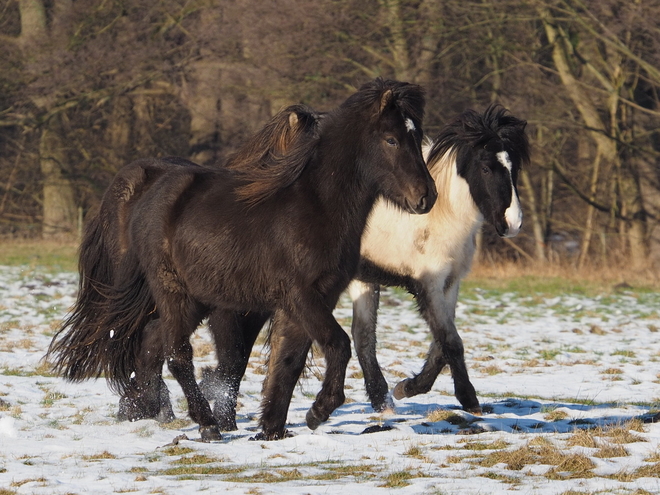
top-left (496, 151), bottom-right (522, 237)
top-left (405, 118), bottom-right (415, 132)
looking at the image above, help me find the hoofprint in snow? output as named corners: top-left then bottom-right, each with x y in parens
top-left (1, 265), bottom-right (659, 494)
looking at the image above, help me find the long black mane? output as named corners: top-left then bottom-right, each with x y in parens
top-left (426, 104), bottom-right (530, 171)
top-left (341, 78), bottom-right (425, 130)
top-left (226, 104), bottom-right (320, 206)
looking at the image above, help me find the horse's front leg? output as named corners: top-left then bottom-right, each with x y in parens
top-left (349, 280), bottom-right (392, 412)
top-left (117, 319), bottom-right (175, 423)
top-left (201, 310), bottom-right (270, 431)
top-left (258, 311), bottom-right (311, 440)
top-left (394, 284), bottom-right (481, 414)
top-left (294, 293), bottom-right (352, 431)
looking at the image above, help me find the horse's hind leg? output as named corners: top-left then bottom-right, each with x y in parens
top-left (393, 339), bottom-right (447, 400)
top-left (257, 311), bottom-right (312, 440)
top-left (349, 281), bottom-right (392, 412)
top-left (201, 310), bottom-right (269, 431)
top-left (393, 286), bottom-right (480, 414)
top-left (393, 327), bottom-right (480, 413)
top-left (159, 305), bottom-right (220, 441)
top-left (117, 319), bottom-right (175, 423)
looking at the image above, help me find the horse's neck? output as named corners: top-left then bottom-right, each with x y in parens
top-left (310, 119), bottom-right (377, 233)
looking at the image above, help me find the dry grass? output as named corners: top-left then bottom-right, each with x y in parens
top-left (475, 437), bottom-right (596, 479)
top-left (426, 409), bottom-right (475, 429)
top-left (607, 463), bottom-right (660, 482)
top-left (457, 438), bottom-right (510, 451)
top-left (566, 428), bottom-right (599, 448)
top-left (599, 425), bottom-right (647, 443)
top-left (543, 408), bottom-right (569, 422)
top-left (173, 454), bottom-right (225, 465)
top-left (81, 451), bottom-right (116, 461)
top-left (594, 443), bottom-right (629, 458)
top-left (564, 421), bottom-right (646, 464)
top-left (161, 446), bottom-right (195, 456)
top-left (468, 260), bottom-right (660, 288)
top-left (644, 450), bottom-right (660, 463)
top-left (478, 364), bottom-right (505, 375)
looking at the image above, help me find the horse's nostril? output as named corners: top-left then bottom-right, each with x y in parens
top-left (417, 195), bottom-right (433, 213)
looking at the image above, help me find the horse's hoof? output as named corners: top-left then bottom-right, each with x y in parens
top-left (214, 408), bottom-right (238, 431)
top-left (156, 410), bottom-right (176, 423)
top-left (156, 405), bottom-right (176, 423)
top-left (392, 380), bottom-right (412, 400)
top-left (371, 394), bottom-right (395, 413)
top-left (218, 419), bottom-right (238, 432)
top-left (117, 396), bottom-right (153, 422)
top-left (249, 429), bottom-right (292, 441)
top-left (464, 405), bottom-right (483, 416)
top-left (199, 425), bottom-right (222, 442)
top-left (305, 408), bottom-right (326, 430)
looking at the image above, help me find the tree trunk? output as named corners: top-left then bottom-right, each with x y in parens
top-left (577, 148), bottom-right (601, 268)
top-left (17, 0), bottom-right (47, 48)
top-left (18, 0), bottom-right (78, 239)
top-left (40, 119), bottom-right (77, 239)
top-left (180, 58), bottom-right (224, 164)
top-left (520, 169), bottom-right (546, 262)
top-left (380, 0), bottom-right (412, 81)
top-left (619, 166), bottom-right (648, 268)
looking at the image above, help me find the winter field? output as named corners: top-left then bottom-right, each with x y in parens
top-left (1, 259), bottom-right (660, 495)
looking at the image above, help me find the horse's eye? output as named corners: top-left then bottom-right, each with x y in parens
top-left (482, 165), bottom-right (491, 175)
top-left (386, 137), bottom-right (399, 147)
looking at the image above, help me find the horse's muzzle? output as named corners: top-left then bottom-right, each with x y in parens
top-left (410, 182), bottom-right (437, 214)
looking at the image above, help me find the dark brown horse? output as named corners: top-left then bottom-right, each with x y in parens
top-left (47, 78), bottom-right (436, 441)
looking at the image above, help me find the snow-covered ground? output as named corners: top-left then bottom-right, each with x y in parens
top-left (1, 265), bottom-right (659, 494)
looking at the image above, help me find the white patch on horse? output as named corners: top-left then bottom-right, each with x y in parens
top-left (405, 118), bottom-right (415, 132)
top-left (496, 151), bottom-right (522, 237)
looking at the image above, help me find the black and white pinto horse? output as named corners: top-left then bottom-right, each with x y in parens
top-left (198, 105), bottom-right (529, 428)
top-left (350, 104), bottom-right (529, 414)
top-left (46, 78), bottom-right (436, 441)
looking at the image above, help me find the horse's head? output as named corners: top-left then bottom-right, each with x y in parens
top-left (347, 79), bottom-right (437, 215)
top-left (432, 105), bottom-right (529, 238)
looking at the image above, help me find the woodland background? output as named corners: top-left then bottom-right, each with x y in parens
top-left (0, 0), bottom-right (659, 274)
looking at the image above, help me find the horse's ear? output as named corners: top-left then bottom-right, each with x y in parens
top-left (379, 89), bottom-right (393, 113)
top-left (288, 112), bottom-right (299, 128)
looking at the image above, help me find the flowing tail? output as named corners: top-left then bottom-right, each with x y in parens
top-left (46, 208), bottom-right (118, 381)
top-left (47, 243), bottom-right (156, 394)
top-left (46, 162), bottom-right (162, 394)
